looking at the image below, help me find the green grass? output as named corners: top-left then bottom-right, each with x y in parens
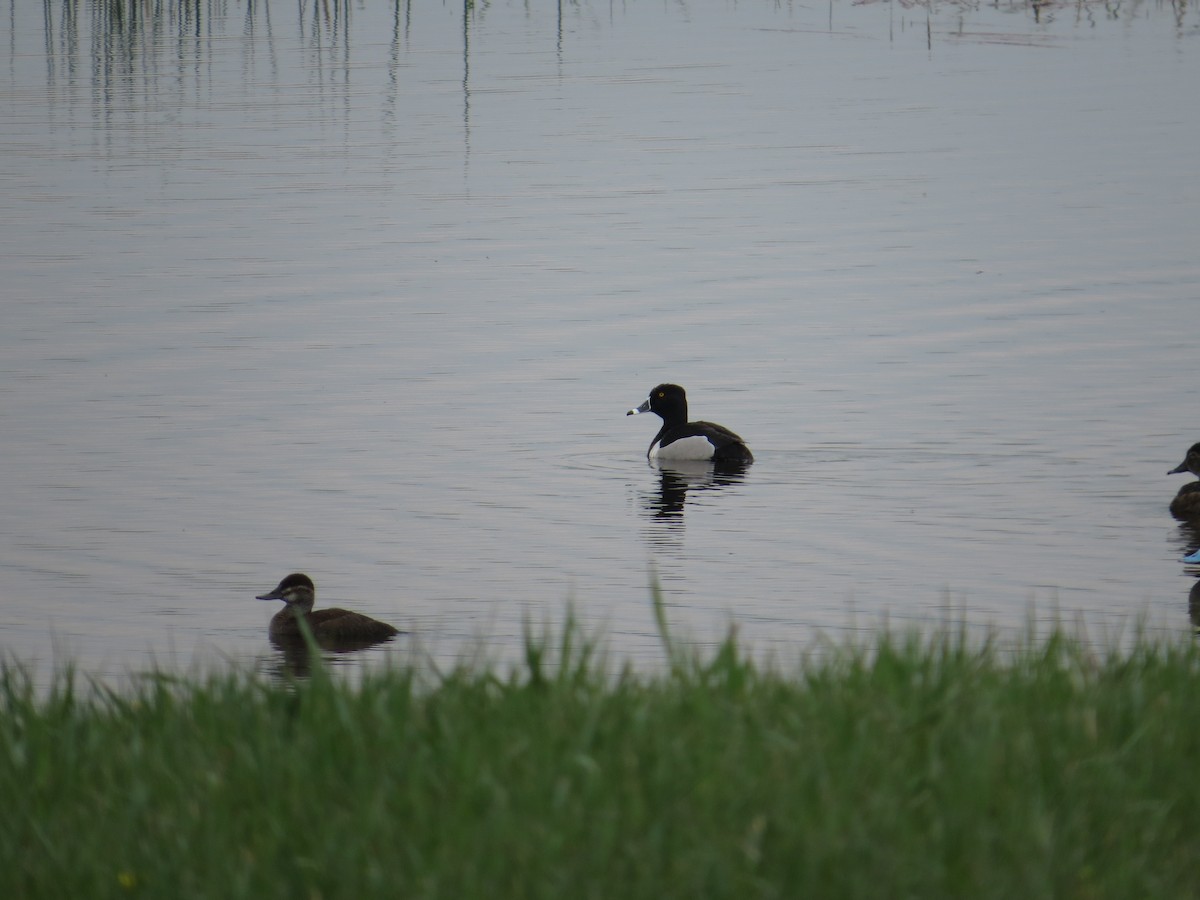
top-left (4, 600), bottom-right (1200, 899)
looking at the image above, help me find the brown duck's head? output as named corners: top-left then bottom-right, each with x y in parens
top-left (256, 573), bottom-right (316, 611)
top-left (1170, 443), bottom-right (1200, 478)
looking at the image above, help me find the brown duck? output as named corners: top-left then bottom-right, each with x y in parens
top-left (1168, 443), bottom-right (1200, 521)
top-left (256, 573), bottom-right (400, 646)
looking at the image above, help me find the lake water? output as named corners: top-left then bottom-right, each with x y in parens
top-left (3, 0), bottom-right (1200, 688)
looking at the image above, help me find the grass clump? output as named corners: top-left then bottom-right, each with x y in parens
top-left (3, 608), bottom-right (1200, 899)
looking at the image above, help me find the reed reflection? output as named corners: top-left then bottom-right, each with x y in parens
top-left (36, 0), bottom-right (387, 128)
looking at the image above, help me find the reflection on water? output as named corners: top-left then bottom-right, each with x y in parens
top-left (640, 459), bottom-right (751, 522)
top-left (260, 633), bottom-right (403, 683)
top-left (31, 0), bottom-right (1200, 131)
top-left (1177, 519), bottom-right (1200, 634)
top-left (1175, 521), bottom-right (1200, 557)
top-left (1189, 581), bottom-right (1200, 634)
top-left (638, 459), bottom-right (751, 556)
top-left (35, 0), bottom-right (452, 148)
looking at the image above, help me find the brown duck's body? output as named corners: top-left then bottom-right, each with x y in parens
top-left (257, 573), bottom-right (400, 646)
top-left (1168, 443), bottom-right (1200, 521)
top-left (1171, 482), bottom-right (1200, 521)
top-left (268, 605), bottom-right (400, 643)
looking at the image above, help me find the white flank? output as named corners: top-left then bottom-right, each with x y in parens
top-left (650, 435), bottom-right (714, 461)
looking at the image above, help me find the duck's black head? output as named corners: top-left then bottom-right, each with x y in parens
top-left (627, 383), bottom-right (688, 425)
top-left (256, 573), bottom-right (316, 606)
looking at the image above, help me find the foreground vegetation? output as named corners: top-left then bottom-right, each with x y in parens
top-left (4, 612), bottom-right (1200, 899)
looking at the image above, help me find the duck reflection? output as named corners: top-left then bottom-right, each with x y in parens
top-left (263, 633), bottom-right (399, 682)
top-left (1188, 581), bottom-right (1200, 635)
top-left (1175, 520), bottom-right (1200, 633)
top-left (641, 458), bottom-right (750, 520)
top-left (637, 459), bottom-right (750, 557)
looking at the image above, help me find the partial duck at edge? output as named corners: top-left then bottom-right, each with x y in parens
top-left (1168, 443), bottom-right (1200, 521)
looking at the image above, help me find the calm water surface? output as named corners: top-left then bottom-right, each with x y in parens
top-left (3, 0), bottom-right (1200, 687)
